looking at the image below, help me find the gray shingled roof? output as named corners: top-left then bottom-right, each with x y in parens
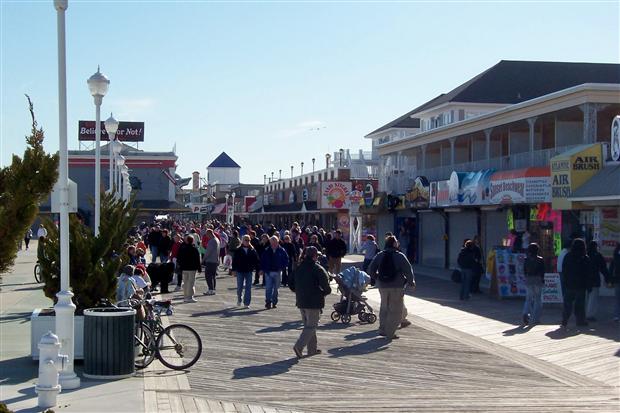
top-left (366, 60), bottom-right (620, 137)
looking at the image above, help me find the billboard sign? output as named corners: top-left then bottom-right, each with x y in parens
top-left (78, 120), bottom-right (145, 142)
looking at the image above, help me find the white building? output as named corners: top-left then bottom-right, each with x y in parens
top-left (207, 152), bottom-right (241, 191)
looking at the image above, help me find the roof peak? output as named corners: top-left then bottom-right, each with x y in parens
top-left (208, 152), bottom-right (241, 168)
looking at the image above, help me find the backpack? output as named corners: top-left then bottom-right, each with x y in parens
top-left (378, 251), bottom-right (396, 282)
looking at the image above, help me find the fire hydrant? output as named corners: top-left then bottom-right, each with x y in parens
top-left (35, 331), bottom-right (68, 408)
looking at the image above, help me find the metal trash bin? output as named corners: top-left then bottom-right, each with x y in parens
top-left (83, 307), bottom-right (136, 379)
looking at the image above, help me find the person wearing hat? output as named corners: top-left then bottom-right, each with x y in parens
top-left (289, 246), bottom-right (332, 358)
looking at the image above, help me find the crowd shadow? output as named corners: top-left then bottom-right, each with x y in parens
top-left (232, 357), bottom-right (298, 379)
top-left (502, 325), bottom-right (534, 336)
top-left (190, 307), bottom-right (265, 318)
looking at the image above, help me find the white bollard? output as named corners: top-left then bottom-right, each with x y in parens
top-left (35, 331), bottom-right (68, 409)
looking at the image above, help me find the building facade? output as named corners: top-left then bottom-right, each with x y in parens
top-left (366, 60), bottom-right (620, 275)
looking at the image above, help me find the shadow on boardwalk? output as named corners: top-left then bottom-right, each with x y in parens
top-left (411, 274), bottom-right (620, 341)
top-left (232, 358), bottom-right (298, 379)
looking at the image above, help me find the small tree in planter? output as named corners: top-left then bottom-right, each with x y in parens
top-left (39, 192), bottom-right (138, 313)
top-left (0, 97), bottom-right (58, 276)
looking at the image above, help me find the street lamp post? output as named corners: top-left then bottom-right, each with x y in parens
top-left (87, 67), bottom-right (109, 236)
top-left (104, 113), bottom-right (119, 192)
top-left (112, 139), bottom-right (122, 194)
top-left (339, 148), bottom-right (344, 167)
top-left (53, 0), bottom-right (80, 390)
top-left (301, 162), bottom-right (304, 175)
top-left (290, 165), bottom-right (293, 178)
top-left (116, 155), bottom-right (125, 199)
top-left (312, 158), bottom-right (315, 173)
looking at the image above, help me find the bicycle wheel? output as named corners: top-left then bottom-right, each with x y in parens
top-left (34, 264), bottom-right (41, 283)
top-left (134, 323), bottom-right (157, 369)
top-left (156, 324), bottom-right (202, 370)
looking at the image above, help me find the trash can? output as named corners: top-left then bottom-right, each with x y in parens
top-left (83, 307), bottom-right (136, 379)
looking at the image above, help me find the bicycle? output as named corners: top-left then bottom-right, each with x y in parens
top-left (34, 262), bottom-right (41, 283)
top-left (102, 298), bottom-right (202, 371)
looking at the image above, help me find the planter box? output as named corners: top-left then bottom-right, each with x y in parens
top-left (31, 308), bottom-right (84, 360)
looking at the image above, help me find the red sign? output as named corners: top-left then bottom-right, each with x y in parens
top-left (78, 121), bottom-right (145, 142)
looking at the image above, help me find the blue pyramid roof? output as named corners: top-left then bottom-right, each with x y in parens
top-left (208, 152), bottom-right (240, 168)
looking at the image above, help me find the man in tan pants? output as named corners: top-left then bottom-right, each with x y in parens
top-left (368, 236), bottom-right (415, 340)
top-left (176, 235), bottom-right (202, 303)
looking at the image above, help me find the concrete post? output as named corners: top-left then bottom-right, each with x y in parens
top-left (580, 103), bottom-right (598, 144)
top-left (527, 117), bottom-right (537, 164)
top-left (449, 137), bottom-right (456, 167)
top-left (484, 128), bottom-right (492, 169)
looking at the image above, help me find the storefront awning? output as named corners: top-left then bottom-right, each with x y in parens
top-left (568, 163), bottom-right (620, 205)
top-left (211, 203), bottom-right (226, 214)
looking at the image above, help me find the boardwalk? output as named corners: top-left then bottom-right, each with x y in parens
top-left (152, 269), bottom-right (620, 412)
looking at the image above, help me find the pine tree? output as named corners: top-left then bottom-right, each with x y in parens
top-left (0, 97), bottom-right (59, 275)
top-left (39, 192), bottom-right (138, 312)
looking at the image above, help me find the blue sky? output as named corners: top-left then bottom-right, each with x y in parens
top-left (1, 0), bottom-right (619, 184)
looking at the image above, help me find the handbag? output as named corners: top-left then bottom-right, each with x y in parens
top-left (451, 269), bottom-right (462, 283)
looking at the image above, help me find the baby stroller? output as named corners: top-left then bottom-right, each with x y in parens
top-left (331, 267), bottom-right (377, 324)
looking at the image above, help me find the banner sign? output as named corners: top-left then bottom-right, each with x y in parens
top-left (494, 248), bottom-right (527, 297)
top-left (551, 143), bottom-right (602, 209)
top-left (435, 180), bottom-right (450, 207)
top-left (405, 176), bottom-right (430, 208)
top-left (78, 120), bottom-right (145, 142)
top-left (612, 115), bottom-right (620, 162)
top-left (542, 273), bottom-right (563, 303)
top-left (448, 169), bottom-right (494, 206)
top-left (319, 181), bottom-right (351, 209)
top-left (489, 167), bottom-right (551, 204)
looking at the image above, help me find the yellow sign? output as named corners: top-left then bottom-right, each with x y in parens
top-left (551, 144), bottom-right (602, 209)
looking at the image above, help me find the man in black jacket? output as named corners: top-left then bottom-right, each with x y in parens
top-left (289, 246), bottom-right (332, 358)
top-left (177, 235), bottom-right (202, 303)
top-left (562, 238), bottom-right (590, 328)
top-left (326, 230), bottom-right (347, 274)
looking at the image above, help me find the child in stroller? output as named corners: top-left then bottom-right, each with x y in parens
top-left (331, 267), bottom-right (377, 324)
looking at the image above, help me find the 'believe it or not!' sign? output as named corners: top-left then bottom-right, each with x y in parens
top-left (78, 121), bottom-right (145, 142)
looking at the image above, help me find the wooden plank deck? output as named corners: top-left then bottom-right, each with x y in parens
top-left (145, 270), bottom-right (619, 412)
top-left (374, 274), bottom-right (620, 387)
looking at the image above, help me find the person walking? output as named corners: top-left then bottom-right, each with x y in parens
top-left (326, 230), bottom-right (347, 274)
top-left (470, 235), bottom-right (484, 293)
top-left (585, 241), bottom-right (609, 321)
top-left (202, 229), bottom-right (220, 296)
top-left (606, 244), bottom-right (620, 322)
top-left (522, 243), bottom-right (545, 326)
top-left (170, 234), bottom-right (183, 291)
top-left (457, 240), bottom-right (477, 301)
top-left (260, 236), bottom-right (289, 309)
top-left (290, 246), bottom-right (332, 358)
top-left (158, 229), bottom-right (173, 264)
top-left (281, 235), bottom-right (297, 287)
top-left (227, 230), bottom-right (241, 275)
top-left (24, 228), bottom-right (33, 250)
top-left (231, 235), bottom-right (260, 308)
top-left (360, 235), bottom-right (379, 272)
top-left (367, 236), bottom-right (416, 340)
top-left (561, 238), bottom-right (590, 329)
top-left (176, 235), bottom-right (202, 303)
top-left (148, 225), bottom-right (162, 263)
top-left (252, 233), bottom-right (266, 285)
top-left (36, 224), bottom-right (47, 240)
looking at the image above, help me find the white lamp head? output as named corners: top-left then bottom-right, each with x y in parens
top-left (87, 66), bottom-right (110, 97)
top-left (104, 113), bottom-right (119, 136)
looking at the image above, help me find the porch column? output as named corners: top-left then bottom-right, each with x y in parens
top-left (579, 103), bottom-right (597, 144)
top-left (484, 128), bottom-right (492, 168)
top-left (421, 144), bottom-right (427, 170)
top-left (449, 137), bottom-right (456, 167)
top-left (527, 117), bottom-right (537, 164)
